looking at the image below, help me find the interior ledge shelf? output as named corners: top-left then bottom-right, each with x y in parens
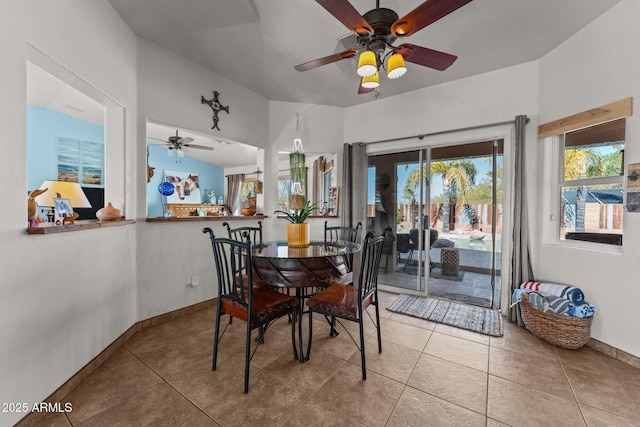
top-left (27, 219), bottom-right (136, 234)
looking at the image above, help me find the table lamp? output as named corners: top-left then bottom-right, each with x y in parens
top-left (34, 180), bottom-right (92, 223)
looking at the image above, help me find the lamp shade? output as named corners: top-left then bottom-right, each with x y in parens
top-left (34, 180), bottom-right (92, 208)
top-left (361, 72), bottom-right (380, 89)
top-left (357, 50), bottom-right (377, 77)
top-left (387, 53), bottom-right (407, 79)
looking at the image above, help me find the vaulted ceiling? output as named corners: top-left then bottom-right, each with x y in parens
top-left (108, 0), bottom-right (622, 107)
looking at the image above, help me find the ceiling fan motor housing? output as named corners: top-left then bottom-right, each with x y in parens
top-left (358, 8), bottom-right (399, 55)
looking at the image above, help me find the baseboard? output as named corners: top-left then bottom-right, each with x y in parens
top-left (587, 338), bottom-right (640, 369)
top-left (16, 299), bottom-right (216, 427)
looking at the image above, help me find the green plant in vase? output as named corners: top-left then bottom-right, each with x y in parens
top-left (275, 200), bottom-right (319, 247)
top-left (274, 200), bottom-right (319, 223)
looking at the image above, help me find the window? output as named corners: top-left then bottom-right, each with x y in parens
top-left (558, 119), bottom-right (625, 245)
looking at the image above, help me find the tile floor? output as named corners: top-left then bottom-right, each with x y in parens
top-left (31, 291), bottom-right (640, 426)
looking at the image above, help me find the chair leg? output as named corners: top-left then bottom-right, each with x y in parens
top-left (359, 315), bottom-right (366, 380)
top-left (403, 250), bottom-right (414, 271)
top-left (243, 319), bottom-right (252, 394)
top-left (306, 308), bottom-right (313, 360)
top-left (212, 307), bottom-right (222, 371)
top-left (374, 298), bottom-right (382, 353)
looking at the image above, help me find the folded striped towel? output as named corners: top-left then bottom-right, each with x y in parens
top-left (520, 282), bottom-right (585, 306)
top-left (567, 304), bottom-right (596, 319)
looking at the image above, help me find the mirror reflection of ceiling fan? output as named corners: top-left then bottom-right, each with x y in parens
top-left (295, 0), bottom-right (473, 94)
top-left (150, 130), bottom-right (214, 157)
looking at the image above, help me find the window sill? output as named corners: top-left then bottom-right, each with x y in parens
top-left (27, 219), bottom-right (136, 234)
top-left (145, 215), bottom-right (268, 222)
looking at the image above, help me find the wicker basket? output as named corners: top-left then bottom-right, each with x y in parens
top-left (520, 293), bottom-right (593, 350)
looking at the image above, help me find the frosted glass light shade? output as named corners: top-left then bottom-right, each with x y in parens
top-left (361, 72), bottom-right (380, 89)
top-left (357, 50), bottom-right (377, 77)
top-left (387, 53), bottom-right (407, 79)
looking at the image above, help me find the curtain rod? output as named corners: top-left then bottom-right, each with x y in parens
top-left (359, 117), bottom-right (529, 145)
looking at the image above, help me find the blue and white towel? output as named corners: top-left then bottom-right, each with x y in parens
top-left (520, 281), bottom-right (585, 306)
top-left (567, 304), bottom-right (596, 319)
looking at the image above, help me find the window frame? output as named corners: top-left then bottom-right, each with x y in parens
top-left (555, 127), bottom-right (625, 246)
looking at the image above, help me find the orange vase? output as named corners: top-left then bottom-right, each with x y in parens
top-left (287, 223), bottom-right (310, 247)
top-left (96, 202), bottom-right (122, 221)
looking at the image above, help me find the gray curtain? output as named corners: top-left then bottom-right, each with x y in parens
top-left (340, 143), bottom-right (367, 229)
top-left (227, 173), bottom-right (245, 216)
top-left (509, 115), bottom-right (534, 323)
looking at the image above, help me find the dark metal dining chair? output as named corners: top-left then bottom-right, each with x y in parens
top-left (306, 227), bottom-right (391, 380)
top-left (223, 221), bottom-right (262, 245)
top-left (324, 221), bottom-right (362, 271)
top-left (202, 228), bottom-right (297, 393)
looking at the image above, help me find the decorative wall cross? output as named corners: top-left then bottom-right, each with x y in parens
top-left (200, 91), bottom-right (230, 131)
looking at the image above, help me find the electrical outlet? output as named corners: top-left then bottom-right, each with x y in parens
top-left (190, 276), bottom-right (199, 287)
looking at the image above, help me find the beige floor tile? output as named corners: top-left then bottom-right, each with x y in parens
top-left (487, 375), bottom-right (585, 426)
top-left (312, 362), bottom-right (405, 427)
top-left (165, 349), bottom-right (247, 409)
top-left (78, 382), bottom-right (200, 427)
top-left (19, 411), bottom-right (72, 427)
top-left (265, 348), bottom-right (345, 394)
top-left (580, 404), bottom-right (640, 427)
top-left (283, 398), bottom-right (366, 427)
top-left (489, 321), bottom-right (558, 362)
top-left (424, 331), bottom-right (489, 372)
top-left (407, 353), bottom-right (488, 414)
top-left (434, 322), bottom-right (490, 345)
top-left (386, 386), bottom-right (485, 427)
top-left (180, 411), bottom-right (221, 426)
top-left (124, 321), bottom-right (191, 355)
top-left (564, 365), bottom-right (640, 422)
top-left (386, 312), bottom-right (438, 330)
top-left (204, 370), bottom-right (309, 427)
top-left (489, 346), bottom-right (574, 400)
top-left (135, 331), bottom-right (212, 378)
top-left (222, 326), bottom-right (295, 369)
top-left (557, 345), bottom-right (640, 378)
top-left (379, 318), bottom-right (433, 352)
top-left (64, 348), bottom-right (162, 424)
top-left (347, 336), bottom-right (421, 383)
top-left (171, 307), bottom-right (217, 339)
top-left (486, 418), bottom-right (510, 427)
top-left (305, 325), bottom-right (360, 360)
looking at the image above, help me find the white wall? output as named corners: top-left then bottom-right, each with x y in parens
top-left (536, 0), bottom-right (640, 357)
top-left (265, 101), bottom-right (346, 241)
top-left (135, 39), bottom-right (271, 320)
top-left (0, 1), bottom-right (138, 426)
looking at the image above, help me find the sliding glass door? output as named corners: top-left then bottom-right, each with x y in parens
top-left (369, 141), bottom-right (503, 308)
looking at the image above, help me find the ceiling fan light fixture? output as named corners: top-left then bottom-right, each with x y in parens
top-left (357, 50), bottom-right (377, 77)
top-left (387, 53), bottom-right (407, 79)
top-left (361, 72), bottom-right (380, 89)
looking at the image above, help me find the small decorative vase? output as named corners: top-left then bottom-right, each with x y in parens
top-left (287, 223), bottom-right (310, 247)
top-left (96, 202), bottom-right (122, 221)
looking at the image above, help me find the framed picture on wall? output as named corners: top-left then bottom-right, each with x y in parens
top-left (163, 170), bottom-right (202, 204)
top-left (327, 186), bottom-right (339, 216)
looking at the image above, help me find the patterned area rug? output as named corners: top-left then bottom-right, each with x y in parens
top-left (387, 294), bottom-right (503, 337)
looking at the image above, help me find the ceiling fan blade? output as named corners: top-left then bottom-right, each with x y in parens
top-left (398, 43), bottom-right (457, 71)
top-left (183, 143), bottom-right (214, 151)
top-left (391, 0), bottom-right (473, 38)
top-left (295, 49), bottom-right (357, 71)
top-left (178, 137), bottom-right (194, 144)
top-left (316, 0), bottom-right (372, 36)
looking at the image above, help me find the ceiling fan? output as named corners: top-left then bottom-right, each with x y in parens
top-left (294, 0), bottom-right (473, 94)
top-left (150, 130), bottom-right (214, 156)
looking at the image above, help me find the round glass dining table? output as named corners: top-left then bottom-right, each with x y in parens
top-left (251, 240), bottom-right (361, 361)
